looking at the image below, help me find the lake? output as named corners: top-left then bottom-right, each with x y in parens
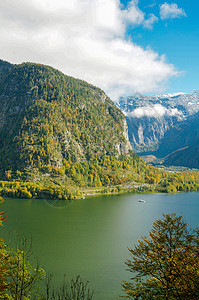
top-left (1, 192), bottom-right (199, 299)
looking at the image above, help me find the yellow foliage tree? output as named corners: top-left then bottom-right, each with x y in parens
top-left (122, 213), bottom-right (199, 299)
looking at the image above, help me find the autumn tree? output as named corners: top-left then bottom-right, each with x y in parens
top-left (3, 237), bottom-right (45, 299)
top-left (0, 196), bottom-right (7, 294)
top-left (0, 196), bottom-right (7, 226)
top-left (122, 213), bottom-right (199, 299)
top-left (0, 199), bottom-right (45, 299)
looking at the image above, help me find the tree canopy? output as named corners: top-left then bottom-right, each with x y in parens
top-left (122, 213), bottom-right (199, 299)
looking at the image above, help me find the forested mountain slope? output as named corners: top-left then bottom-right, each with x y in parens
top-left (0, 60), bottom-right (199, 199)
top-left (0, 59), bottom-right (14, 83)
top-left (163, 145), bottom-right (199, 169)
top-left (0, 60), bottom-right (159, 190)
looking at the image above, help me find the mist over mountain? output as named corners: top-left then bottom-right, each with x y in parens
top-left (118, 92), bottom-right (199, 168)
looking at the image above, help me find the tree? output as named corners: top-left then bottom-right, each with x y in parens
top-left (0, 236), bottom-right (45, 299)
top-left (0, 197), bottom-right (8, 294)
top-left (0, 196), bottom-right (7, 226)
top-left (0, 198), bottom-right (45, 299)
top-left (122, 213), bottom-right (199, 299)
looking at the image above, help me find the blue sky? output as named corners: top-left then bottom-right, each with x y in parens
top-left (0, 0), bottom-right (198, 99)
top-left (121, 0), bottom-right (199, 94)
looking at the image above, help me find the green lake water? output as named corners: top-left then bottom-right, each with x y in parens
top-left (1, 192), bottom-right (199, 299)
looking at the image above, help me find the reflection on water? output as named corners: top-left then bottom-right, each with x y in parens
top-left (1, 192), bottom-right (199, 300)
top-left (44, 198), bottom-right (71, 208)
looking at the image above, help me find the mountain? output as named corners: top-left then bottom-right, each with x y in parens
top-left (0, 59), bottom-right (14, 83)
top-left (163, 144), bottom-right (199, 169)
top-left (0, 59), bottom-right (158, 189)
top-left (162, 113), bottom-right (199, 168)
top-left (1, 60), bottom-right (199, 198)
top-left (117, 92), bottom-right (199, 167)
top-left (156, 111), bottom-right (199, 159)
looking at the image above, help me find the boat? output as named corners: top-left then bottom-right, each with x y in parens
top-left (138, 199), bottom-right (145, 203)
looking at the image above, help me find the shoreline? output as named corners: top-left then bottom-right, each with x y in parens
top-left (0, 178), bottom-right (199, 201)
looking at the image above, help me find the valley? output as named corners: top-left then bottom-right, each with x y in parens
top-left (0, 59), bottom-right (199, 199)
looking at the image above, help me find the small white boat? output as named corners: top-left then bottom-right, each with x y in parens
top-left (138, 199), bottom-right (145, 203)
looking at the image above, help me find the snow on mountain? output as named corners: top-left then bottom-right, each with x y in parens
top-left (117, 91), bottom-right (199, 155)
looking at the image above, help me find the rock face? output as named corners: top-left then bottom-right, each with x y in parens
top-left (118, 92), bottom-right (199, 158)
top-left (162, 112), bottom-right (199, 168)
top-left (116, 119), bottom-right (132, 155)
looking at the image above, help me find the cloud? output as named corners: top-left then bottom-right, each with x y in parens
top-left (122, 0), bottom-right (158, 30)
top-left (160, 2), bottom-right (187, 20)
top-left (0, 0), bottom-right (178, 100)
top-left (144, 2), bottom-right (156, 9)
top-left (122, 0), bottom-right (145, 25)
top-left (127, 104), bottom-right (182, 118)
top-left (144, 14), bottom-right (158, 30)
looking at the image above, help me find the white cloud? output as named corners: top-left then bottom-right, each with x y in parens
top-left (127, 104), bottom-right (182, 118)
top-left (144, 2), bottom-right (156, 9)
top-left (0, 0), bottom-right (178, 100)
top-left (144, 14), bottom-right (158, 30)
top-left (160, 2), bottom-right (187, 20)
top-left (122, 0), bottom-right (145, 25)
top-left (122, 0), bottom-right (158, 30)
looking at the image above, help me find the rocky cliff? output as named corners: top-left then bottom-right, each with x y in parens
top-left (118, 92), bottom-right (199, 157)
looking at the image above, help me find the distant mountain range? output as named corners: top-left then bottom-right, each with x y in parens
top-left (118, 92), bottom-right (199, 168)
